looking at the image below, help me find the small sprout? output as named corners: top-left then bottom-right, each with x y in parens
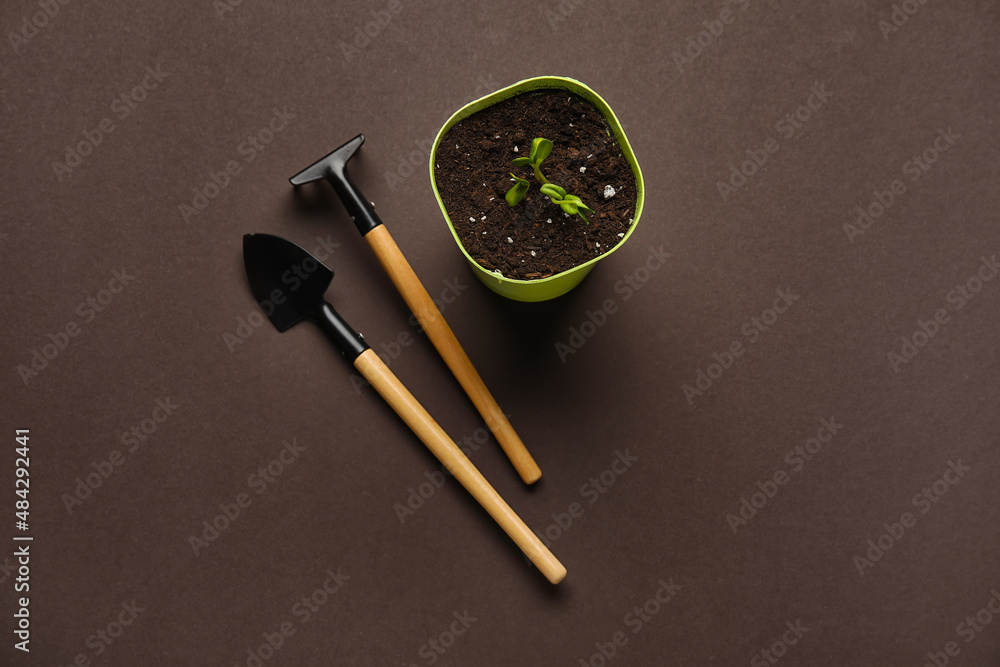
top-left (505, 173), bottom-right (530, 206)
top-left (511, 137), bottom-right (553, 184)
top-left (540, 183), bottom-right (592, 223)
top-left (505, 137), bottom-right (593, 224)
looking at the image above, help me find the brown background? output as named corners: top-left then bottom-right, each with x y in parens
top-left (3, 1), bottom-right (999, 665)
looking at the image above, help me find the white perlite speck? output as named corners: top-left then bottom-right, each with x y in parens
top-left (579, 167), bottom-right (586, 173)
top-left (513, 146), bottom-right (519, 152)
top-left (530, 251), bottom-right (536, 257)
top-left (481, 216), bottom-right (486, 221)
top-left (618, 232), bottom-right (625, 238)
top-left (469, 217), bottom-right (476, 222)
top-left (507, 236), bottom-right (513, 243)
top-left (603, 185), bottom-right (616, 199)
top-left (546, 218), bottom-right (552, 224)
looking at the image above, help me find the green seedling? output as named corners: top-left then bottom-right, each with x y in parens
top-left (512, 137), bottom-right (552, 184)
top-left (505, 173), bottom-right (530, 206)
top-left (505, 136), bottom-right (592, 223)
top-left (539, 184), bottom-right (593, 223)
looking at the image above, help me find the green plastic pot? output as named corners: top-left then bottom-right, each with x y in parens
top-left (429, 76), bottom-right (645, 302)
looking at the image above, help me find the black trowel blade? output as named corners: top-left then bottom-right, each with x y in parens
top-left (242, 233), bottom-right (334, 332)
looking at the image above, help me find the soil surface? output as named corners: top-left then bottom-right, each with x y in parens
top-left (434, 90), bottom-right (637, 280)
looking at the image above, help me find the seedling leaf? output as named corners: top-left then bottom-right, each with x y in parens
top-left (540, 183), bottom-right (566, 199)
top-left (505, 173), bottom-right (530, 206)
top-left (529, 137), bottom-right (553, 164)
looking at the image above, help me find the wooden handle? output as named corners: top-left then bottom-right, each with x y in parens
top-left (365, 225), bottom-right (542, 484)
top-left (354, 349), bottom-right (566, 584)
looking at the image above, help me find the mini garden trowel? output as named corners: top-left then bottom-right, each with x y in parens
top-left (290, 135), bottom-right (542, 485)
top-left (242, 232), bottom-right (566, 585)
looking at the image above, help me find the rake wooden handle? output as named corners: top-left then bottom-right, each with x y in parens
top-left (353, 349), bottom-right (565, 584)
top-left (365, 225), bottom-right (542, 484)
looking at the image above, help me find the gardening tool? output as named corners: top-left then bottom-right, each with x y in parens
top-left (289, 135), bottom-right (542, 485)
top-left (242, 233), bottom-right (566, 585)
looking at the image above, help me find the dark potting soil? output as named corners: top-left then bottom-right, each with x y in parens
top-left (434, 90), bottom-right (637, 280)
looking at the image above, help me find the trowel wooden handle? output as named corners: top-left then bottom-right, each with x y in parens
top-left (364, 225), bottom-right (542, 484)
top-left (353, 349), bottom-right (565, 584)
